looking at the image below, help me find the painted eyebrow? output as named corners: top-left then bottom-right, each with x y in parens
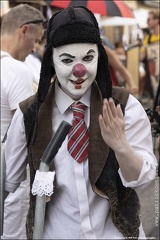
top-left (59, 53), bottom-right (75, 58)
top-left (87, 49), bottom-right (95, 54)
top-left (59, 49), bottom-right (95, 58)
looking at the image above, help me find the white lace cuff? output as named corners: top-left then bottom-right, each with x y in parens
top-left (31, 170), bottom-right (55, 197)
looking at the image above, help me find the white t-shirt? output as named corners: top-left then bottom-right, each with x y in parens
top-left (5, 81), bottom-right (157, 239)
top-left (24, 53), bottom-right (41, 85)
top-left (0, 51), bottom-right (34, 141)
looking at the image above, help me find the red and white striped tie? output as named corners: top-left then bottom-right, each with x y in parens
top-left (68, 102), bottom-right (89, 163)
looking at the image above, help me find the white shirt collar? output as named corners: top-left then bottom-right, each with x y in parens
top-left (54, 80), bottom-right (91, 114)
top-left (0, 51), bottom-right (11, 58)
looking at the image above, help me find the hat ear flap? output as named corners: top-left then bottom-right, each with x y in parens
top-left (96, 44), bottom-right (112, 99)
top-left (37, 45), bottom-right (55, 104)
top-left (37, 11), bottom-right (59, 105)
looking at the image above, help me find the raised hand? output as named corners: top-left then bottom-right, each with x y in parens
top-left (99, 98), bottom-right (144, 181)
top-left (98, 98), bottom-right (126, 151)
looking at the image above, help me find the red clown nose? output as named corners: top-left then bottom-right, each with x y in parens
top-left (72, 63), bottom-right (86, 77)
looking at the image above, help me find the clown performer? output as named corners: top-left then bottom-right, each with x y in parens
top-left (4, 6), bottom-right (157, 240)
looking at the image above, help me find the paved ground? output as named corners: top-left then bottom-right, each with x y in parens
top-left (137, 96), bottom-right (160, 239)
top-left (137, 175), bottom-right (159, 239)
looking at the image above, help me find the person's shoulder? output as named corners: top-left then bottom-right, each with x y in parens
top-left (12, 58), bottom-right (30, 70)
top-left (143, 35), bottom-right (149, 45)
top-left (112, 86), bottom-right (129, 96)
top-left (112, 86), bottom-right (129, 108)
top-left (2, 55), bottom-right (31, 73)
top-left (19, 93), bottom-right (38, 113)
top-left (150, 33), bottom-right (160, 42)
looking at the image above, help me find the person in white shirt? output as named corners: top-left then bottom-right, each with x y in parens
top-left (1, 4), bottom-right (45, 239)
top-left (1, 3), bottom-right (45, 140)
top-left (1, 52), bottom-right (34, 140)
top-left (4, 6), bottom-right (157, 240)
top-left (24, 36), bottom-right (46, 93)
top-left (24, 53), bottom-right (41, 91)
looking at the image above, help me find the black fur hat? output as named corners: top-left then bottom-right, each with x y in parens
top-left (37, 6), bottom-right (112, 104)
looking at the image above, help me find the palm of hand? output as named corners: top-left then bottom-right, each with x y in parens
top-left (99, 98), bottom-right (126, 151)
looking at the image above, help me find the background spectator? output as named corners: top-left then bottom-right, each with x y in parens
top-left (141, 10), bottom-right (160, 99)
top-left (1, 4), bottom-right (45, 239)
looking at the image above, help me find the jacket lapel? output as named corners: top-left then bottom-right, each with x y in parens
top-left (89, 82), bottom-right (109, 186)
top-left (32, 83), bottom-right (55, 170)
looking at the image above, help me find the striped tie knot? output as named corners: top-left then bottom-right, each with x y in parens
top-left (71, 102), bottom-right (85, 120)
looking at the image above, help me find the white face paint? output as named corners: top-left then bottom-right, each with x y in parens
top-left (53, 43), bottom-right (98, 100)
